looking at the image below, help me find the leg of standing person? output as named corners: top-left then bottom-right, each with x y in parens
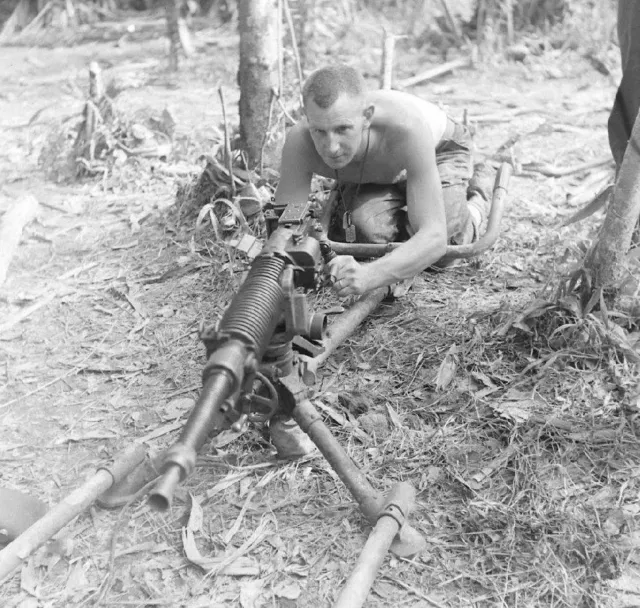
top-left (608, 0), bottom-right (640, 170)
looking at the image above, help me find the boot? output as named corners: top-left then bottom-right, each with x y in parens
top-left (269, 416), bottom-right (318, 460)
top-left (466, 163), bottom-right (495, 240)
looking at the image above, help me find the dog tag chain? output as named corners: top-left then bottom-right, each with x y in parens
top-left (334, 127), bottom-right (371, 245)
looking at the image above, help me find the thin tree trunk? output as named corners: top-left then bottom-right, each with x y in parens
top-left (0, 0), bottom-right (39, 40)
top-left (165, 0), bottom-right (181, 71)
top-left (585, 106), bottom-right (640, 296)
top-left (237, 0), bottom-right (278, 169)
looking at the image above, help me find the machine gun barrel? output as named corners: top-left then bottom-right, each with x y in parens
top-left (149, 370), bottom-right (236, 511)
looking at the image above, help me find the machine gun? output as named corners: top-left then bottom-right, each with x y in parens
top-left (0, 164), bottom-right (511, 606)
top-left (148, 195), bottom-right (337, 510)
top-left (149, 162), bottom-right (512, 513)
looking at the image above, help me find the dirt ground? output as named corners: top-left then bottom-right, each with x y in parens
top-left (1, 10), bottom-right (640, 608)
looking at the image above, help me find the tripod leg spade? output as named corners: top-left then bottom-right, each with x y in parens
top-left (292, 398), bottom-right (425, 558)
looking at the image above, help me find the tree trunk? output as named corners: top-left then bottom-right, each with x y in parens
top-left (165, 0), bottom-right (181, 71)
top-left (0, 0), bottom-right (40, 40)
top-left (237, 0), bottom-right (278, 170)
top-left (585, 106), bottom-right (640, 296)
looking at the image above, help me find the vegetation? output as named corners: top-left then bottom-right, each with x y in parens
top-left (1, 1), bottom-right (639, 607)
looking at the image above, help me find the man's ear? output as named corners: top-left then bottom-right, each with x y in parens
top-left (363, 104), bottom-right (375, 126)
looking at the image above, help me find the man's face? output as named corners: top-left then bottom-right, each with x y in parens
top-left (305, 94), bottom-right (368, 170)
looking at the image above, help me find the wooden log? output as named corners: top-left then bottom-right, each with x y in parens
top-left (396, 57), bottom-right (471, 89)
top-left (0, 194), bottom-right (39, 288)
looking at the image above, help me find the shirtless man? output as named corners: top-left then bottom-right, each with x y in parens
top-left (275, 64), bottom-right (493, 297)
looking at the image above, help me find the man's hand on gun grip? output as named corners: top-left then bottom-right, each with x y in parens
top-left (327, 255), bottom-right (373, 297)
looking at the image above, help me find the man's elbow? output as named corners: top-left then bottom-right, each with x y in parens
top-left (415, 227), bottom-right (447, 262)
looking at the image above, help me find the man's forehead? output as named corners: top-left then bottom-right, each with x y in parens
top-left (305, 93), bottom-right (365, 125)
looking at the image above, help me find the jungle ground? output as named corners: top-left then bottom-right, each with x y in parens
top-left (1, 7), bottom-right (640, 608)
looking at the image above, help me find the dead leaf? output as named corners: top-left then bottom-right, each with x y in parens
top-left (273, 579), bottom-right (302, 600)
top-left (385, 404), bottom-right (403, 429)
top-left (206, 471), bottom-right (255, 497)
top-left (239, 579), bottom-right (266, 608)
top-left (187, 494), bottom-right (204, 533)
top-left (20, 559), bottom-right (39, 596)
top-left (212, 427), bottom-right (247, 448)
top-left (228, 233), bottom-right (263, 259)
top-left (435, 345), bottom-right (459, 391)
top-left (65, 560), bottom-right (88, 594)
top-left (603, 508), bottom-right (627, 537)
top-left (181, 527), bottom-right (260, 576)
top-left (490, 400), bottom-right (534, 423)
top-left (114, 541), bottom-right (171, 558)
top-left (162, 397), bottom-right (193, 421)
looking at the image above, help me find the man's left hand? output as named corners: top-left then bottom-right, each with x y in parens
top-left (327, 255), bottom-right (373, 297)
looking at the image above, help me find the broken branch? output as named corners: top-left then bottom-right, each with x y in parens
top-left (0, 194), bottom-right (39, 288)
top-left (397, 57), bottom-right (471, 88)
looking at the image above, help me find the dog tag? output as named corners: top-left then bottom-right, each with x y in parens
top-left (345, 224), bottom-right (356, 243)
top-left (342, 211), bottom-right (351, 230)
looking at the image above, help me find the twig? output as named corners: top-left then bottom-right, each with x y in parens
top-left (260, 89), bottom-right (276, 175)
top-left (276, 0), bottom-right (283, 96)
top-left (0, 194), bottom-right (39, 287)
top-left (0, 364), bottom-right (86, 410)
top-left (217, 86), bottom-right (236, 198)
top-left (0, 261), bottom-right (98, 333)
top-left (0, 292), bottom-right (58, 334)
top-left (381, 575), bottom-right (446, 608)
top-left (87, 479), bottom-right (158, 606)
top-left (438, 0), bottom-right (464, 46)
top-left (380, 29), bottom-right (396, 90)
top-left (471, 107), bottom-right (548, 123)
top-left (522, 156), bottom-right (613, 178)
top-left (282, 0), bottom-right (304, 107)
top-left (397, 57), bottom-right (471, 88)
top-left (138, 420), bottom-right (184, 443)
top-left (504, 0), bottom-right (514, 45)
top-left (272, 88), bottom-right (297, 125)
top-left (222, 490), bottom-right (256, 545)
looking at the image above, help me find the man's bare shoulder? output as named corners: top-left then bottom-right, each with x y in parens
top-left (369, 90), bottom-right (447, 142)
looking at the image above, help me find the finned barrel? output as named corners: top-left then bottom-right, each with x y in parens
top-left (213, 254), bottom-right (286, 360)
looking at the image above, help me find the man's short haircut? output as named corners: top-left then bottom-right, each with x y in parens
top-left (302, 64), bottom-right (365, 109)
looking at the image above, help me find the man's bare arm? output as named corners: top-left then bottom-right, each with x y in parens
top-left (274, 123), bottom-right (314, 206)
top-left (358, 127), bottom-right (448, 288)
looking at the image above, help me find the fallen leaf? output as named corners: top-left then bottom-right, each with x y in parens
top-left (212, 427), bottom-right (247, 448)
top-left (187, 494), bottom-right (204, 533)
top-left (54, 432), bottom-right (118, 444)
top-left (206, 471), bottom-right (255, 497)
top-left (181, 527), bottom-right (259, 576)
top-left (162, 397), bottom-right (193, 421)
top-left (65, 560), bottom-right (88, 593)
top-left (490, 400), bottom-right (534, 424)
top-left (273, 579), bottom-right (302, 600)
top-left (20, 559), bottom-right (39, 596)
top-left (435, 345), bottom-right (459, 391)
top-left (239, 579), bottom-right (265, 608)
top-left (386, 404), bottom-right (403, 429)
